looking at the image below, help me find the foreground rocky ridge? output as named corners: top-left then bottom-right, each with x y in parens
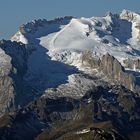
top-left (0, 85), bottom-right (139, 140)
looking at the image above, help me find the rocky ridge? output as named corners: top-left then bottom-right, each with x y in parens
top-left (0, 85), bottom-right (139, 140)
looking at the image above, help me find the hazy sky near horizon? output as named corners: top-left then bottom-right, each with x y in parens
top-left (0, 0), bottom-right (139, 39)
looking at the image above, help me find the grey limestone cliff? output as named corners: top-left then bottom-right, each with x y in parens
top-left (81, 52), bottom-right (137, 92)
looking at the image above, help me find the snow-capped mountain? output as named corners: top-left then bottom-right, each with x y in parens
top-left (0, 10), bottom-right (140, 140)
top-left (11, 10), bottom-right (140, 66)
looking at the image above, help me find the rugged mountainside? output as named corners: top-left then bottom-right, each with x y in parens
top-left (0, 10), bottom-right (140, 140)
top-left (0, 40), bottom-right (28, 115)
top-left (0, 85), bottom-right (139, 140)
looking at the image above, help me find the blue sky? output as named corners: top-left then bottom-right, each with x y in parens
top-left (0, 0), bottom-right (139, 39)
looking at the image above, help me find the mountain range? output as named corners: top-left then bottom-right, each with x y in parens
top-left (0, 10), bottom-right (140, 140)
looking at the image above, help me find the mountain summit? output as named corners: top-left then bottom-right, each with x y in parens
top-left (12, 10), bottom-right (140, 64)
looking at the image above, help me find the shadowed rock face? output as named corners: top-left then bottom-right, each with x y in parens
top-left (18, 17), bottom-right (73, 35)
top-left (0, 40), bottom-right (28, 115)
top-left (0, 85), bottom-right (139, 140)
top-left (0, 12), bottom-right (140, 140)
top-left (0, 39), bottom-right (78, 116)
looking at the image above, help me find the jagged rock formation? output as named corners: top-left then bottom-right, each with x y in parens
top-left (11, 16), bottom-right (73, 45)
top-left (0, 40), bottom-right (28, 115)
top-left (123, 58), bottom-right (140, 70)
top-left (81, 52), bottom-right (137, 92)
top-left (81, 51), bottom-right (101, 68)
top-left (120, 9), bottom-right (137, 21)
top-left (100, 53), bottom-right (136, 91)
top-left (0, 10), bottom-right (139, 140)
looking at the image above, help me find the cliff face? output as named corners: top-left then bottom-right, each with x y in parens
top-left (81, 52), bottom-right (137, 92)
top-left (0, 40), bottom-right (28, 115)
top-left (0, 85), bottom-right (139, 140)
top-left (100, 53), bottom-right (136, 91)
top-left (0, 11), bottom-right (140, 140)
top-left (100, 53), bottom-right (124, 79)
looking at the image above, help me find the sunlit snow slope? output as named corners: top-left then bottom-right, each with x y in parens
top-left (12, 10), bottom-right (140, 65)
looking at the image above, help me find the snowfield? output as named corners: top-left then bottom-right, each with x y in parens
top-left (38, 10), bottom-right (140, 66)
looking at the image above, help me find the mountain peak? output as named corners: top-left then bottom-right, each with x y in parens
top-left (120, 9), bottom-right (140, 21)
top-left (0, 10), bottom-right (140, 140)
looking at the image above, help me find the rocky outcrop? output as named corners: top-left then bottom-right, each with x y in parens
top-left (56, 128), bottom-right (126, 140)
top-left (0, 40), bottom-right (28, 75)
top-left (0, 40), bottom-right (28, 116)
top-left (81, 52), bottom-right (137, 92)
top-left (0, 59), bottom-right (15, 115)
top-left (0, 85), bottom-right (139, 140)
top-left (27, 85), bottom-right (140, 140)
top-left (81, 51), bottom-right (101, 68)
top-left (123, 58), bottom-right (140, 70)
top-left (135, 23), bottom-right (140, 40)
top-left (120, 9), bottom-right (138, 21)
